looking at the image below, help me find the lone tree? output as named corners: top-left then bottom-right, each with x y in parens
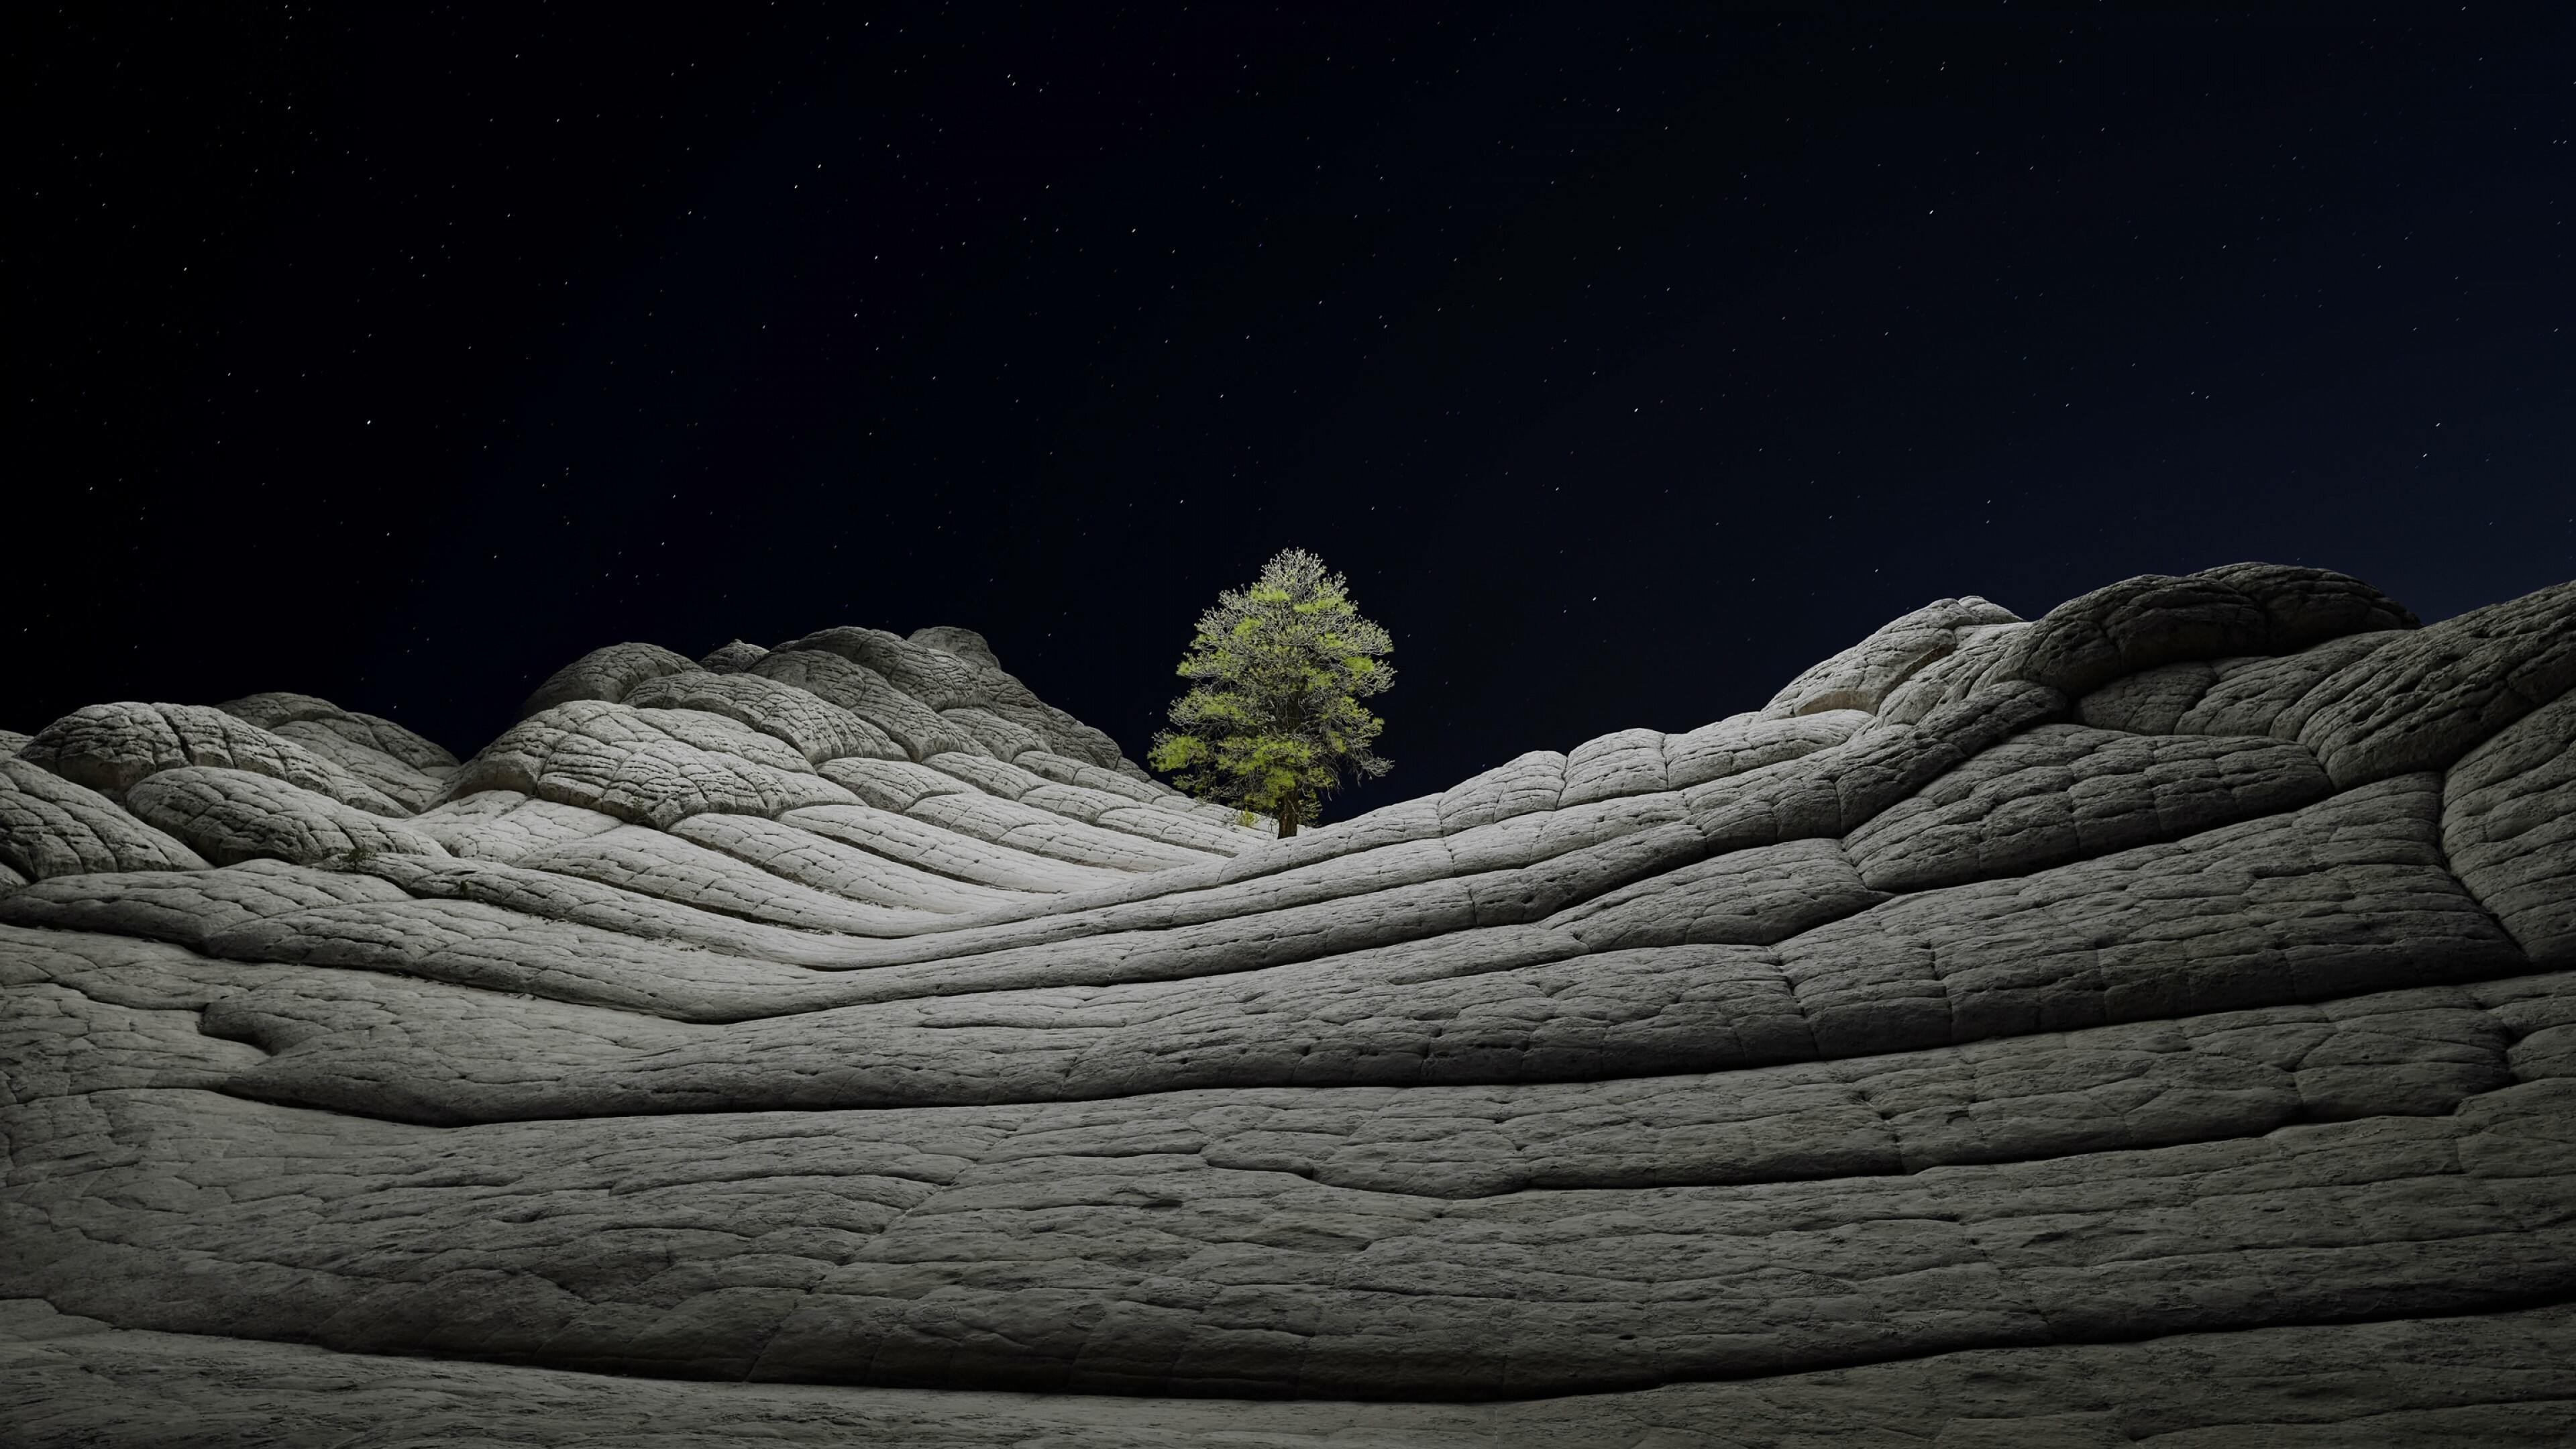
top-left (1148, 547), bottom-right (1393, 837)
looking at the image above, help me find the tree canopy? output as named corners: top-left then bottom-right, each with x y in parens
top-left (1146, 548), bottom-right (1393, 837)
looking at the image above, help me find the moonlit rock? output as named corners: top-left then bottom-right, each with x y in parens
top-left (2, 570), bottom-right (2571, 1444)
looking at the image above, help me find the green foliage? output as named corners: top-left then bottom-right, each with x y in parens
top-left (1147, 547), bottom-right (1393, 837)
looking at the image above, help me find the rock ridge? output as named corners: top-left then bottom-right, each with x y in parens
top-left (1, 566), bottom-right (2571, 1444)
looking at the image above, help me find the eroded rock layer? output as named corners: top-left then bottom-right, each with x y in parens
top-left (3, 572), bottom-right (2571, 1446)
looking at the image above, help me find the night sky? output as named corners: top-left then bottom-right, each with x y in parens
top-left (20, 3), bottom-right (2575, 820)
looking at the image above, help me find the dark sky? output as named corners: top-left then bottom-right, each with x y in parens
top-left (19, 3), bottom-right (2574, 820)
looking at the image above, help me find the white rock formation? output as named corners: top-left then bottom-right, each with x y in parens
top-left (2, 567), bottom-right (2571, 1446)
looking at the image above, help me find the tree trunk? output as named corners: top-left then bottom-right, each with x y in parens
top-left (1275, 798), bottom-right (1300, 839)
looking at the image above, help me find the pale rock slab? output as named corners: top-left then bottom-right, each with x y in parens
top-left (1994, 563), bottom-right (2417, 698)
top-left (19, 702), bottom-right (406, 814)
top-left (927, 749), bottom-right (1237, 831)
top-left (258, 720), bottom-right (450, 811)
top-left (820, 755), bottom-right (977, 811)
top-left (0, 568), bottom-right (2569, 1436)
top-left (750, 649), bottom-right (991, 760)
top-left (518, 640), bottom-right (697, 717)
top-left (443, 699), bottom-right (859, 829)
top-left (515, 825), bottom-right (937, 934)
top-left (0, 756), bottom-right (209, 880)
top-left (1, 983), bottom-right (268, 1108)
top-left (1872, 619), bottom-right (2033, 723)
top-left (2074, 631), bottom-right (2404, 736)
top-left (1000, 706), bottom-right (1155, 775)
top-left (1085, 801), bottom-right (1268, 855)
top-left (2072, 657), bottom-right (2218, 734)
top-left (2197, 557), bottom-right (2428, 643)
top-left (1662, 708), bottom-right (1872, 790)
top-left (1435, 749), bottom-right (1568, 833)
top-left (713, 792), bottom-right (1718, 977)
top-left (0, 859), bottom-right (416, 950)
top-left (625, 669), bottom-right (910, 764)
top-left (4, 1064), bottom-right (2567, 1397)
top-left (1764, 595), bottom-right (2024, 718)
top-left (216, 692), bottom-right (459, 812)
top-left (1558, 727), bottom-right (1672, 806)
top-left (217, 690), bottom-right (459, 769)
top-left (936, 704), bottom-right (1049, 759)
top-left (172, 893), bottom-right (859, 1020)
top-left (924, 753), bottom-right (1265, 853)
top-left (2174, 629), bottom-right (2410, 735)
top-left (778, 624), bottom-right (1040, 712)
top-left (2283, 578), bottom-right (2576, 787)
top-left (123, 767), bottom-right (446, 867)
top-left (345, 852), bottom-right (929, 965)
top-left (765, 623), bottom-right (1139, 767)
top-left (2443, 688), bottom-right (2576, 968)
top-left (1781, 773), bottom-right (2522, 1057)
top-left (405, 790), bottom-right (625, 862)
top-left (908, 623), bottom-right (1006, 671)
top-left (1014, 747), bottom-right (1176, 803)
top-left (182, 773), bottom-right (2532, 1127)
top-left (698, 638), bottom-right (770, 674)
top-left (3, 1301), bottom-right (2569, 1448)
top-left (1547, 837), bottom-right (1890, 949)
top-left (784, 803), bottom-right (1134, 893)
top-left (1684, 681), bottom-right (2070, 851)
top-left (1841, 723), bottom-right (2332, 890)
top-left (669, 811), bottom-right (1024, 914)
top-left (902, 791), bottom-right (1223, 873)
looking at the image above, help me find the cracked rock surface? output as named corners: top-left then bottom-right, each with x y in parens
top-left (3, 570), bottom-right (2571, 1446)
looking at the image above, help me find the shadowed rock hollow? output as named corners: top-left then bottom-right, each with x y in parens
top-left (3, 576), bottom-right (2572, 1446)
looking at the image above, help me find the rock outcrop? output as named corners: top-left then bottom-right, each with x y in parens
top-left (2, 568), bottom-right (2571, 1446)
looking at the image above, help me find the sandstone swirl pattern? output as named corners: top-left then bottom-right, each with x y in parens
top-left (3, 583), bottom-right (2573, 1446)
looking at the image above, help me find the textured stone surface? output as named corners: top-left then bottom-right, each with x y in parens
top-left (784, 801), bottom-right (1134, 892)
top-left (697, 637), bottom-right (769, 674)
top-left (2445, 690), bottom-right (2576, 968)
top-left (909, 623), bottom-right (1006, 670)
top-left (123, 767), bottom-right (446, 866)
top-left (519, 640), bottom-right (698, 717)
top-left (0, 757), bottom-right (208, 881)
top-left (0, 568), bottom-right (2569, 1443)
top-left (1994, 563), bottom-right (2418, 698)
top-left (512, 824), bottom-right (944, 932)
top-left (19, 700), bottom-right (407, 812)
top-left (405, 789), bottom-right (625, 861)
top-left (624, 669), bottom-right (910, 765)
top-left (750, 647), bottom-right (993, 760)
top-left (1840, 724), bottom-right (2332, 891)
top-left (258, 719), bottom-right (450, 811)
top-left (2073, 631), bottom-right (2417, 741)
top-left (217, 691), bottom-right (460, 813)
top-left (1683, 680), bottom-right (2072, 851)
top-left (156, 774), bottom-right (2520, 1124)
top-left (4, 1049), bottom-right (2569, 1395)
top-left (770, 623), bottom-right (1132, 769)
top-left (2286, 579), bottom-right (2576, 787)
top-left (443, 699), bottom-right (860, 829)
top-left (0, 861), bottom-right (415, 950)
top-left (1763, 596), bottom-right (2023, 718)
top-left (219, 690), bottom-right (460, 769)
top-left (8, 1299), bottom-right (2570, 1448)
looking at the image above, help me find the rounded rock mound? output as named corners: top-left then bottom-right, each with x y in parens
top-left (1, 574), bottom-right (2571, 1446)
